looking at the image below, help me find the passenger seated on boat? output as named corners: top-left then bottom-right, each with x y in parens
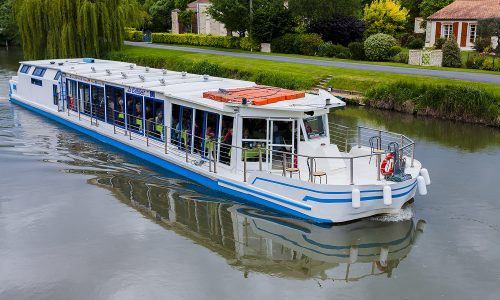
top-left (153, 110), bottom-right (163, 139)
top-left (171, 117), bottom-right (180, 146)
top-left (135, 102), bottom-right (142, 132)
top-left (117, 97), bottom-right (124, 124)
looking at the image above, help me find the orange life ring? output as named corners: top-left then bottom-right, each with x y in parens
top-left (380, 153), bottom-right (394, 176)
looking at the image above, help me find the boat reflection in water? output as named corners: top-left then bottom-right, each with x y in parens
top-left (88, 171), bottom-right (425, 281)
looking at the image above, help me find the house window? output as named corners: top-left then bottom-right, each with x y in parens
top-left (20, 65), bottom-right (31, 74)
top-left (469, 24), bottom-right (477, 43)
top-left (32, 67), bottom-right (47, 77)
top-left (442, 24), bottom-right (453, 39)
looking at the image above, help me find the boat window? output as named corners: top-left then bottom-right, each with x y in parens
top-left (91, 85), bottom-right (105, 121)
top-left (31, 78), bottom-right (42, 86)
top-left (79, 83), bottom-right (91, 115)
top-left (303, 115), bottom-right (326, 139)
top-left (220, 115), bottom-right (234, 165)
top-left (126, 94), bottom-right (144, 134)
top-left (145, 97), bottom-right (164, 140)
top-left (105, 85), bottom-right (125, 126)
top-left (54, 71), bottom-right (61, 81)
top-left (32, 67), bottom-right (47, 77)
top-left (66, 80), bottom-right (78, 111)
top-left (242, 118), bottom-right (268, 162)
top-left (20, 65), bottom-right (31, 74)
top-left (170, 104), bottom-right (192, 148)
top-left (52, 85), bottom-right (58, 105)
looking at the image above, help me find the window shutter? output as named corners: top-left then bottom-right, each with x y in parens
top-left (436, 22), bottom-right (442, 40)
top-left (453, 22), bottom-right (459, 39)
top-left (461, 22), bottom-right (468, 47)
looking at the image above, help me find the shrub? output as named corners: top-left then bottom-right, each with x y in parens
top-left (239, 37), bottom-right (261, 51)
top-left (308, 16), bottom-right (366, 46)
top-left (271, 33), bottom-right (323, 56)
top-left (125, 28), bottom-right (143, 42)
top-left (393, 52), bottom-right (409, 64)
top-left (271, 33), bottom-right (299, 54)
top-left (364, 81), bottom-right (500, 126)
top-left (407, 38), bottom-right (424, 49)
top-left (152, 33), bottom-right (240, 49)
top-left (364, 33), bottom-right (397, 61)
top-left (442, 37), bottom-right (462, 68)
top-left (479, 59), bottom-right (500, 71)
top-left (434, 37), bottom-right (446, 50)
top-left (389, 46), bottom-right (402, 57)
top-left (317, 42), bottom-right (350, 58)
top-left (465, 54), bottom-right (485, 69)
top-left (295, 33), bottom-right (324, 56)
top-left (348, 41), bottom-right (365, 60)
top-left (474, 37), bottom-right (492, 52)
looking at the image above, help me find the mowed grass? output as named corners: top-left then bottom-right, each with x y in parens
top-left (114, 46), bottom-right (500, 96)
top-left (143, 42), bottom-right (500, 75)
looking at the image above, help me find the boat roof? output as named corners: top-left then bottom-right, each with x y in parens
top-left (20, 58), bottom-right (345, 113)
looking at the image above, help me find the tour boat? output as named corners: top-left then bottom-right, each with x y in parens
top-left (9, 58), bottom-right (431, 223)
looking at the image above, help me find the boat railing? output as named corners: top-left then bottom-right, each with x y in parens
top-left (66, 103), bottom-right (416, 185)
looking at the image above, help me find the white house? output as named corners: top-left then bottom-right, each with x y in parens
top-left (425, 0), bottom-right (500, 50)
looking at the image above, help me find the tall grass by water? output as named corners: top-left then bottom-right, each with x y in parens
top-left (364, 82), bottom-right (500, 126)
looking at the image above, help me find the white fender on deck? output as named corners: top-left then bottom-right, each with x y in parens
top-left (379, 247), bottom-right (389, 263)
top-left (417, 176), bottom-right (427, 195)
top-left (352, 188), bottom-right (361, 208)
top-left (383, 186), bottom-right (392, 205)
top-left (420, 168), bottom-right (431, 185)
top-left (349, 246), bottom-right (358, 263)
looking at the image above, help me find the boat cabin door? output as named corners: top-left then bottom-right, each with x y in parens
top-left (268, 119), bottom-right (296, 171)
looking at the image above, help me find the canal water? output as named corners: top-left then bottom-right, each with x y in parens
top-left (0, 48), bottom-right (499, 299)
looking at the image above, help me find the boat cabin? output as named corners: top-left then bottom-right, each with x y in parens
top-left (13, 58), bottom-right (345, 174)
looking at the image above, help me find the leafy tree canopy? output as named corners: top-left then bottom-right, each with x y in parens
top-left (288, 0), bottom-right (363, 23)
top-left (0, 0), bottom-right (17, 43)
top-left (308, 16), bottom-right (365, 46)
top-left (147, 0), bottom-right (175, 32)
top-left (251, 0), bottom-right (295, 42)
top-left (363, 0), bottom-right (409, 36)
top-left (206, 0), bottom-right (251, 36)
top-left (419, 0), bottom-right (453, 19)
top-left (15, 0), bottom-right (143, 59)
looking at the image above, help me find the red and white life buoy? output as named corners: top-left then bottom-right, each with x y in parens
top-left (380, 153), bottom-right (394, 176)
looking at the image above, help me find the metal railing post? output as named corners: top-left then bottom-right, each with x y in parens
top-left (164, 128), bottom-right (168, 154)
top-left (146, 128), bottom-right (149, 147)
top-left (258, 147), bottom-right (262, 171)
top-left (113, 113), bottom-right (116, 134)
top-left (377, 154), bottom-right (381, 181)
top-left (411, 143), bottom-right (415, 167)
top-left (185, 131), bottom-right (189, 163)
top-left (213, 149), bottom-right (217, 174)
top-left (357, 126), bottom-right (361, 148)
top-left (350, 158), bottom-right (354, 185)
top-left (345, 127), bottom-right (348, 152)
top-left (309, 157), bottom-right (314, 182)
top-left (243, 148), bottom-right (247, 182)
top-left (378, 130), bottom-right (382, 146)
top-left (282, 153), bottom-right (287, 177)
top-left (209, 149), bottom-right (212, 172)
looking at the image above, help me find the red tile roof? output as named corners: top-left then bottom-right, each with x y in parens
top-left (428, 0), bottom-right (500, 20)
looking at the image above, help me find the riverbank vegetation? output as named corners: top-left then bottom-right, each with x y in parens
top-left (109, 46), bottom-right (500, 126)
top-left (364, 82), bottom-right (500, 126)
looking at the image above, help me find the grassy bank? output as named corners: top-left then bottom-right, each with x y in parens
top-left (364, 82), bottom-right (500, 126)
top-left (107, 46), bottom-right (500, 126)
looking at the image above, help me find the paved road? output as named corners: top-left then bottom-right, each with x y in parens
top-left (125, 41), bottom-right (500, 84)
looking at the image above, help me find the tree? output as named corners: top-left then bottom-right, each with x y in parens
top-left (400, 0), bottom-right (423, 31)
top-left (251, 0), bottom-right (295, 43)
top-left (363, 0), bottom-right (409, 36)
top-left (442, 36), bottom-right (462, 68)
top-left (206, 0), bottom-right (251, 36)
top-left (288, 0), bottom-right (362, 23)
top-left (0, 0), bottom-right (18, 43)
top-left (475, 18), bottom-right (500, 52)
top-left (308, 16), bottom-right (365, 46)
top-left (419, 0), bottom-right (453, 19)
top-left (147, 0), bottom-right (175, 32)
top-left (15, 0), bottom-right (142, 59)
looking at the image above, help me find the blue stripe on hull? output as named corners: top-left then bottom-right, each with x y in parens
top-left (10, 98), bottom-right (332, 223)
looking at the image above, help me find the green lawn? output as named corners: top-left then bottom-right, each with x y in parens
top-left (143, 42), bottom-right (500, 75)
top-left (113, 46), bottom-right (500, 96)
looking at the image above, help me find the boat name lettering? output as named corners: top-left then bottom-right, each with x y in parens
top-left (127, 87), bottom-right (146, 96)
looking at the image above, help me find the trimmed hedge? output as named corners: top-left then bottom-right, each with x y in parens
top-left (365, 81), bottom-right (500, 126)
top-left (152, 33), bottom-right (240, 49)
top-left (106, 51), bottom-right (316, 90)
top-left (364, 33), bottom-right (397, 61)
top-left (125, 28), bottom-right (143, 42)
